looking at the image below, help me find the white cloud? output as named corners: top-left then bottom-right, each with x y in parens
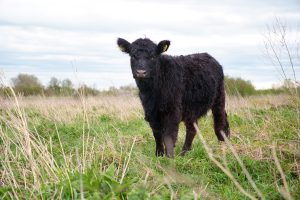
top-left (0, 0), bottom-right (299, 89)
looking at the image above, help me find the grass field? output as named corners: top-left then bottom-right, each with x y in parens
top-left (0, 93), bottom-right (299, 199)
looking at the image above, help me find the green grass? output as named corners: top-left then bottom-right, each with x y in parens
top-left (0, 95), bottom-right (299, 199)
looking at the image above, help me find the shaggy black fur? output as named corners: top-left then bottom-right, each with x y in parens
top-left (117, 38), bottom-right (230, 157)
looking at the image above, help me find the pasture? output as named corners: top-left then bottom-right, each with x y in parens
top-left (0, 93), bottom-right (299, 199)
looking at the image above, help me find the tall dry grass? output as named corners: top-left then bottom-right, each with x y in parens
top-left (0, 91), bottom-right (299, 199)
top-left (0, 94), bottom-right (142, 123)
top-left (0, 90), bottom-right (142, 199)
top-left (0, 94), bottom-right (291, 123)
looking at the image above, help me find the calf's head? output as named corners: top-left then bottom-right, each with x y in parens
top-left (117, 38), bottom-right (170, 79)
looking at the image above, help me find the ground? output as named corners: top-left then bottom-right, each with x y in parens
top-left (0, 93), bottom-right (299, 199)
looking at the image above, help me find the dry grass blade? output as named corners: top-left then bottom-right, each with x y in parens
top-left (120, 137), bottom-right (137, 184)
top-left (271, 142), bottom-right (293, 200)
top-left (194, 123), bottom-right (257, 200)
top-left (221, 131), bottom-right (265, 200)
top-left (76, 148), bottom-right (84, 200)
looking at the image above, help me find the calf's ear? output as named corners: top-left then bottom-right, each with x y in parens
top-left (157, 40), bottom-right (170, 54)
top-left (117, 38), bottom-right (131, 53)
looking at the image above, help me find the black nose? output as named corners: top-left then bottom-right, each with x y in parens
top-left (136, 69), bottom-right (147, 77)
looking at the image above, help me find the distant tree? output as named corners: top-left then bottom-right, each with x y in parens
top-left (119, 85), bottom-right (138, 93)
top-left (61, 79), bottom-right (72, 88)
top-left (49, 77), bottom-right (60, 88)
top-left (61, 79), bottom-right (74, 95)
top-left (77, 84), bottom-right (99, 96)
top-left (11, 74), bottom-right (44, 96)
top-left (106, 86), bottom-right (118, 95)
top-left (225, 76), bottom-right (256, 96)
top-left (46, 77), bottom-right (61, 96)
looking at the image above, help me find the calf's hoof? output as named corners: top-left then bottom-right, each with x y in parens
top-left (155, 149), bottom-right (164, 157)
top-left (180, 149), bottom-right (191, 156)
top-left (165, 152), bottom-right (174, 158)
top-left (217, 130), bottom-right (230, 141)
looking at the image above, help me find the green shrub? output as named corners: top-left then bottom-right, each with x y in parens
top-left (225, 76), bottom-right (256, 96)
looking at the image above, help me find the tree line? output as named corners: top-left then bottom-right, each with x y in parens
top-left (0, 73), bottom-right (296, 97)
top-left (0, 74), bottom-right (99, 97)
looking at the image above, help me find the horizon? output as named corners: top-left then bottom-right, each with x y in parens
top-left (1, 71), bottom-right (295, 91)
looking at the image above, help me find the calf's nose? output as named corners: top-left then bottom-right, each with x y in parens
top-left (136, 69), bottom-right (147, 78)
top-left (136, 69), bottom-right (146, 75)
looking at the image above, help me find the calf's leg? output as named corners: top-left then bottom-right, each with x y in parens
top-left (150, 122), bottom-right (164, 156)
top-left (153, 131), bottom-right (164, 156)
top-left (212, 90), bottom-right (230, 141)
top-left (181, 121), bottom-right (197, 155)
top-left (162, 121), bottom-right (179, 158)
top-left (163, 135), bottom-right (175, 158)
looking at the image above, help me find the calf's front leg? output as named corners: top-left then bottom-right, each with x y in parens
top-left (162, 122), bottom-right (179, 158)
top-left (153, 131), bottom-right (164, 156)
top-left (150, 122), bottom-right (164, 156)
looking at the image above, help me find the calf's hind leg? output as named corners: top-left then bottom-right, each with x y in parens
top-left (212, 91), bottom-right (230, 141)
top-left (181, 121), bottom-right (197, 155)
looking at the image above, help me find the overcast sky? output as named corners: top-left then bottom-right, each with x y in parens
top-left (0, 0), bottom-right (299, 89)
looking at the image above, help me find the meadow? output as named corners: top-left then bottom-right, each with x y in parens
top-left (0, 92), bottom-right (299, 199)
